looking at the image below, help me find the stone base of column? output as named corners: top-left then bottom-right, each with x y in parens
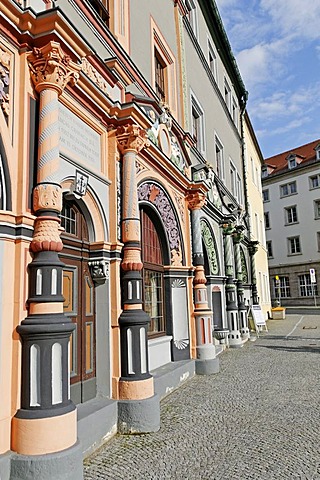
top-left (10, 441), bottom-right (83, 480)
top-left (0, 452), bottom-right (11, 480)
top-left (195, 357), bottom-right (219, 375)
top-left (228, 330), bottom-right (243, 348)
top-left (240, 327), bottom-right (250, 340)
top-left (117, 394), bottom-right (160, 434)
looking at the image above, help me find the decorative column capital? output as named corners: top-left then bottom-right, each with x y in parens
top-left (248, 240), bottom-right (259, 256)
top-left (116, 124), bottom-right (148, 154)
top-left (27, 41), bottom-right (81, 95)
top-left (222, 221), bottom-right (235, 235)
top-left (186, 190), bottom-right (206, 210)
top-left (233, 225), bottom-right (245, 244)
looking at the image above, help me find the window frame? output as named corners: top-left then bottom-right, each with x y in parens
top-left (298, 274), bottom-right (318, 297)
top-left (288, 235), bottom-right (301, 255)
top-left (214, 134), bottom-right (225, 180)
top-left (274, 276), bottom-right (291, 298)
top-left (266, 240), bottom-right (273, 258)
top-left (190, 92), bottom-right (205, 154)
top-left (280, 181), bottom-right (297, 197)
top-left (208, 39), bottom-right (217, 81)
top-left (262, 189), bottom-right (269, 202)
top-left (309, 174), bottom-right (320, 189)
top-left (264, 211), bottom-right (270, 229)
top-left (285, 205), bottom-right (298, 225)
top-left (314, 199), bottom-right (320, 219)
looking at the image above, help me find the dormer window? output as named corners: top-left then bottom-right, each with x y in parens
top-left (315, 144), bottom-right (320, 160)
top-left (261, 166), bottom-right (268, 178)
top-left (288, 157), bottom-right (296, 169)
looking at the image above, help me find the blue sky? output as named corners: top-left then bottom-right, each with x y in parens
top-left (215, 0), bottom-right (320, 158)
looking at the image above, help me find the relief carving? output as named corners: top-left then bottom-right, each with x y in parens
top-left (0, 47), bottom-right (10, 119)
top-left (33, 184), bottom-right (62, 212)
top-left (116, 124), bottom-right (148, 154)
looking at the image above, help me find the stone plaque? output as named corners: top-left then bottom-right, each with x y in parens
top-left (59, 103), bottom-right (100, 170)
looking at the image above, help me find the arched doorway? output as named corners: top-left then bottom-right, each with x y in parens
top-left (60, 200), bottom-right (96, 404)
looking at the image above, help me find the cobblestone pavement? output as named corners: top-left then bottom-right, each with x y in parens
top-left (84, 315), bottom-right (320, 480)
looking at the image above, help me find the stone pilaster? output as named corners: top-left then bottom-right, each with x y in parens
top-left (233, 227), bottom-right (249, 340)
top-left (248, 240), bottom-right (259, 305)
top-left (116, 125), bottom-right (160, 434)
top-left (11, 42), bottom-right (83, 480)
top-left (187, 190), bottom-right (219, 375)
top-left (222, 221), bottom-right (242, 347)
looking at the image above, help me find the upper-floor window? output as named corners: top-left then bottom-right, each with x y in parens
top-left (266, 240), bottom-right (273, 258)
top-left (310, 174), bottom-right (320, 189)
top-left (215, 135), bottom-right (225, 180)
top-left (314, 199), bottom-right (320, 219)
top-left (88, 0), bottom-right (110, 26)
top-left (191, 94), bottom-right (205, 153)
top-left (208, 40), bottom-right (217, 80)
top-left (186, 0), bottom-right (199, 39)
top-left (262, 189), bottom-right (269, 202)
top-left (230, 160), bottom-right (236, 197)
top-left (315, 145), bottom-right (320, 160)
top-left (154, 49), bottom-right (166, 102)
top-left (264, 212), bottom-right (270, 229)
top-left (224, 78), bottom-right (231, 112)
top-left (232, 98), bottom-right (238, 127)
top-left (280, 181), bottom-right (297, 197)
top-left (261, 166), bottom-right (268, 178)
top-left (285, 205), bottom-right (298, 224)
top-left (288, 236), bottom-right (301, 255)
top-left (317, 232), bottom-right (320, 251)
top-left (236, 173), bottom-right (242, 204)
top-left (151, 19), bottom-right (177, 115)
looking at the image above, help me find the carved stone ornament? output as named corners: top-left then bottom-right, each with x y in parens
top-left (186, 191), bottom-right (206, 210)
top-left (30, 216), bottom-right (63, 252)
top-left (81, 57), bottom-right (110, 96)
top-left (222, 222), bottom-right (235, 235)
top-left (138, 182), bottom-right (183, 266)
top-left (88, 260), bottom-right (109, 285)
top-left (27, 41), bottom-right (81, 95)
top-left (200, 219), bottom-right (219, 275)
top-left (33, 184), bottom-right (62, 213)
top-left (0, 47), bottom-right (10, 119)
top-left (116, 125), bottom-right (148, 154)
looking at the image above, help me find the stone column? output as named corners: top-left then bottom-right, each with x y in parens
top-left (11, 42), bottom-right (83, 480)
top-left (187, 191), bottom-right (219, 375)
top-left (222, 222), bottom-right (242, 347)
top-left (116, 125), bottom-right (160, 434)
top-left (248, 240), bottom-right (259, 305)
top-left (233, 226), bottom-right (249, 340)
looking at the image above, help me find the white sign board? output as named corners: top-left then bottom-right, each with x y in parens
top-left (248, 304), bottom-right (268, 335)
top-left (310, 268), bottom-right (316, 283)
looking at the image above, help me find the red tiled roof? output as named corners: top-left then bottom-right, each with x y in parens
top-left (264, 139), bottom-right (320, 175)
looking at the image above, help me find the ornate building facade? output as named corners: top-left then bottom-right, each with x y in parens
top-left (0, 1), bottom-right (268, 478)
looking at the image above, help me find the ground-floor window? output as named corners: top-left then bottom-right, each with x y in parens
top-left (299, 274), bottom-right (318, 297)
top-left (141, 209), bottom-right (166, 337)
top-left (274, 276), bottom-right (291, 298)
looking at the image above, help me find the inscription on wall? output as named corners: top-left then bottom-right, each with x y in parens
top-left (59, 103), bottom-right (100, 170)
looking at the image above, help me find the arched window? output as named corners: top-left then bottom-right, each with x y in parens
top-left (141, 209), bottom-right (165, 337)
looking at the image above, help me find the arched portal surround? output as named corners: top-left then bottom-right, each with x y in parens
top-left (137, 181), bottom-right (185, 267)
top-left (138, 180), bottom-right (190, 362)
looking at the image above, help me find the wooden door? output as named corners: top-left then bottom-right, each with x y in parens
top-left (61, 201), bottom-right (96, 404)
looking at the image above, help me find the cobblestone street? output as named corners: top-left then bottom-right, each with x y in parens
top-left (84, 314), bottom-right (320, 480)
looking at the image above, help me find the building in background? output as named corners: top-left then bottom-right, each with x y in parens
top-left (262, 139), bottom-right (320, 307)
top-left (243, 112), bottom-right (271, 319)
top-left (0, 1), bottom-right (268, 478)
